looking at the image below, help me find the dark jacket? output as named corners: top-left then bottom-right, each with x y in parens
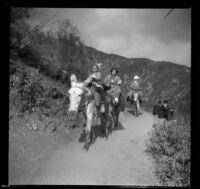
top-left (153, 104), bottom-right (161, 115)
top-left (159, 104), bottom-right (170, 120)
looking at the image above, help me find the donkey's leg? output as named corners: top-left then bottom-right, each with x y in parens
top-left (85, 103), bottom-right (93, 137)
top-left (85, 102), bottom-right (94, 142)
top-left (99, 111), bottom-right (105, 134)
top-left (83, 103), bottom-right (94, 151)
top-left (101, 104), bottom-right (110, 138)
top-left (133, 102), bottom-right (136, 116)
top-left (135, 101), bottom-right (138, 117)
top-left (114, 106), bottom-right (120, 128)
top-left (115, 110), bottom-right (120, 127)
top-left (82, 108), bottom-right (87, 128)
top-left (136, 100), bottom-right (140, 115)
top-left (108, 105), bottom-right (115, 134)
top-left (72, 109), bottom-right (80, 128)
top-left (111, 109), bottom-right (115, 130)
top-left (110, 107), bottom-right (115, 130)
top-left (114, 110), bottom-right (120, 128)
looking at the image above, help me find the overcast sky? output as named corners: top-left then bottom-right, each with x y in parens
top-left (30, 8), bottom-right (191, 67)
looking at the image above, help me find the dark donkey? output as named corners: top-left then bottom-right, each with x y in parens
top-left (107, 85), bottom-right (122, 131)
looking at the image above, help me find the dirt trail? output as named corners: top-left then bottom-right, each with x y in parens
top-left (18, 110), bottom-right (159, 186)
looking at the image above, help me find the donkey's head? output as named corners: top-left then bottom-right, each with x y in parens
top-left (68, 74), bottom-right (91, 112)
top-left (109, 86), bottom-right (121, 106)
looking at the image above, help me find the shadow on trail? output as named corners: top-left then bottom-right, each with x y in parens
top-left (78, 121), bottom-right (125, 147)
top-left (128, 109), bottom-right (143, 116)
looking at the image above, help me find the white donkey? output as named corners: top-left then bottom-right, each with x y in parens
top-left (68, 74), bottom-right (102, 150)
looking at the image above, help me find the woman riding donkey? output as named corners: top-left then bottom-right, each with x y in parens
top-left (103, 67), bottom-right (125, 128)
top-left (104, 68), bottom-right (122, 88)
top-left (84, 64), bottom-right (114, 139)
top-left (84, 64), bottom-right (106, 119)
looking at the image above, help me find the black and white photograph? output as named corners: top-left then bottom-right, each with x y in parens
top-left (9, 7), bottom-right (191, 186)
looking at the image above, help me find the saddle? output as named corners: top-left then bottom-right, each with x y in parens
top-left (78, 82), bottom-right (108, 112)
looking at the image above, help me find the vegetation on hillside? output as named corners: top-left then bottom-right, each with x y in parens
top-left (10, 8), bottom-right (86, 130)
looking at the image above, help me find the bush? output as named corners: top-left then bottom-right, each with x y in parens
top-left (146, 116), bottom-right (190, 186)
top-left (11, 8), bottom-right (87, 84)
top-left (10, 8), bottom-right (31, 59)
top-left (10, 62), bottom-right (46, 113)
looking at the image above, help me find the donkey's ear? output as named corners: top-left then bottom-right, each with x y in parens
top-left (70, 74), bottom-right (77, 85)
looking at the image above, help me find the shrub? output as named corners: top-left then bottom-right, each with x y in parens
top-left (10, 62), bottom-right (45, 113)
top-left (146, 116), bottom-right (190, 186)
top-left (10, 8), bottom-right (31, 59)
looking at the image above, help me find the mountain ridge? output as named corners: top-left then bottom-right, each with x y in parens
top-left (82, 45), bottom-right (190, 114)
top-left (85, 45), bottom-right (190, 69)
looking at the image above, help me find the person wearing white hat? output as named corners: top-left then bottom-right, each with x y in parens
top-left (131, 75), bottom-right (140, 91)
top-left (127, 75), bottom-right (142, 113)
top-left (133, 75), bottom-right (139, 80)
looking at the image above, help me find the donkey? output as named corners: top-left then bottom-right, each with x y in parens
top-left (107, 85), bottom-right (122, 130)
top-left (127, 91), bottom-right (139, 116)
top-left (68, 74), bottom-right (110, 150)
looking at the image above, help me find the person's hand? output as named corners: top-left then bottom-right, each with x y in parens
top-left (117, 80), bottom-right (122, 85)
top-left (91, 74), bottom-right (96, 79)
top-left (84, 77), bottom-right (92, 85)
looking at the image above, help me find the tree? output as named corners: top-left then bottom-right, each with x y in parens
top-left (10, 8), bottom-right (31, 58)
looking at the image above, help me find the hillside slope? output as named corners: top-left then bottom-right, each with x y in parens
top-left (82, 46), bottom-right (191, 114)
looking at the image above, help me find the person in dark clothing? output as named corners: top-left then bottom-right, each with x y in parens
top-left (153, 100), bottom-right (162, 115)
top-left (160, 100), bottom-right (170, 120)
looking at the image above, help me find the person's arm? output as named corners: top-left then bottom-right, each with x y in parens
top-left (117, 76), bottom-right (122, 85)
top-left (84, 74), bottom-right (93, 86)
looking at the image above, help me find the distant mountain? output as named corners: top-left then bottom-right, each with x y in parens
top-left (82, 45), bottom-right (191, 114)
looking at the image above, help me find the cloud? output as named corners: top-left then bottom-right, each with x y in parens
top-left (135, 9), bottom-right (191, 43)
top-left (29, 8), bottom-right (191, 67)
top-left (96, 35), bottom-right (128, 53)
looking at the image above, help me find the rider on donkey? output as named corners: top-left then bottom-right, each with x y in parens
top-left (84, 64), bottom-right (104, 119)
top-left (127, 75), bottom-right (142, 113)
top-left (104, 67), bottom-right (122, 88)
top-left (103, 67), bottom-right (125, 111)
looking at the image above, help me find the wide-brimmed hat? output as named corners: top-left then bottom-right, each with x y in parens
top-left (134, 75), bottom-right (139, 80)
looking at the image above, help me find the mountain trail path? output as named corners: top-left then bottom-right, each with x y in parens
top-left (20, 110), bottom-right (159, 186)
